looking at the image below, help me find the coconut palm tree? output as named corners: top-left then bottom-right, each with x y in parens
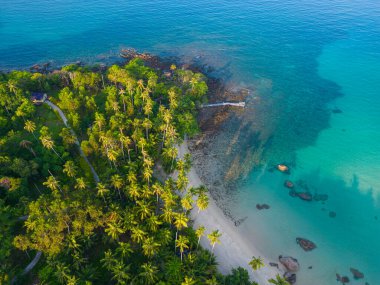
top-left (110, 174), bottom-right (124, 199)
top-left (40, 132), bottom-right (61, 159)
top-left (181, 276), bottom-right (196, 285)
top-left (24, 120), bottom-right (37, 139)
top-left (19, 140), bottom-right (36, 157)
top-left (196, 193), bottom-right (209, 214)
top-left (268, 274), bottom-right (290, 285)
top-left (173, 212), bottom-right (189, 251)
top-left (181, 194), bottom-right (193, 213)
top-left (63, 160), bottom-right (77, 178)
top-left (176, 235), bottom-right (189, 262)
top-left (195, 225), bottom-right (206, 249)
top-left (207, 230), bottom-right (222, 254)
top-left (43, 175), bottom-right (63, 195)
top-left (138, 263), bottom-right (158, 285)
top-left (116, 242), bottom-right (133, 259)
top-left (75, 177), bottom-right (87, 190)
top-left (131, 226), bottom-right (146, 244)
top-left (142, 237), bottom-right (160, 258)
top-left (96, 183), bottom-right (109, 203)
top-left (105, 221), bottom-right (125, 241)
top-left (249, 256), bottom-right (265, 271)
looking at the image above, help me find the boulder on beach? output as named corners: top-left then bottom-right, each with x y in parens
top-left (269, 262), bottom-right (279, 268)
top-left (296, 237), bottom-right (317, 251)
top-left (350, 268), bottom-right (364, 279)
top-left (297, 192), bottom-right (312, 201)
top-left (284, 272), bottom-right (297, 284)
top-left (284, 180), bottom-right (294, 189)
top-left (279, 255), bottom-right (299, 272)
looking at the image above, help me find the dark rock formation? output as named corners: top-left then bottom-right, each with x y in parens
top-left (341, 276), bottom-right (350, 283)
top-left (297, 192), bottom-right (313, 201)
top-left (296, 237), bottom-right (317, 251)
top-left (332, 108), bottom-right (343, 114)
top-left (269, 262), bottom-right (279, 268)
top-left (329, 211), bottom-right (337, 218)
top-left (256, 204), bottom-right (270, 210)
top-left (284, 272), bottom-right (297, 284)
top-left (284, 180), bottom-right (294, 189)
top-left (279, 255), bottom-right (299, 272)
top-left (313, 194), bottom-right (329, 201)
top-left (350, 268), bottom-right (364, 279)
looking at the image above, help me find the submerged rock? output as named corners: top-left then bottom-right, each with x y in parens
top-left (284, 180), bottom-right (294, 189)
top-left (279, 255), bottom-right (299, 272)
top-left (350, 268), bottom-right (364, 279)
top-left (289, 190), bottom-right (298, 197)
top-left (313, 194), bottom-right (329, 201)
top-left (284, 272), bottom-right (297, 284)
top-left (256, 204), bottom-right (270, 210)
top-left (296, 237), bottom-right (317, 251)
top-left (341, 276), bottom-right (350, 283)
top-left (329, 211), bottom-right (337, 218)
top-left (297, 192), bottom-right (313, 201)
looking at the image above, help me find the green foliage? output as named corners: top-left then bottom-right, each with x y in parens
top-left (0, 58), bottom-right (253, 285)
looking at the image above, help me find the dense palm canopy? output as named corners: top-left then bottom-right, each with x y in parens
top-left (0, 58), bottom-right (262, 284)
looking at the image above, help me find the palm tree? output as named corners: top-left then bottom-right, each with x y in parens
top-left (19, 140), bottom-right (36, 157)
top-left (196, 193), bottom-right (209, 214)
top-left (142, 237), bottom-right (160, 258)
top-left (40, 133), bottom-right (61, 159)
top-left (131, 226), bottom-right (146, 244)
top-left (96, 183), bottom-right (109, 203)
top-left (173, 212), bottom-right (189, 251)
top-left (137, 263), bottom-right (158, 285)
top-left (116, 242), bottom-right (133, 259)
top-left (75, 177), bottom-right (87, 190)
top-left (151, 182), bottom-right (163, 205)
top-left (136, 200), bottom-right (153, 220)
top-left (207, 230), bottom-right (222, 254)
top-left (111, 260), bottom-right (131, 285)
top-left (43, 175), bottom-right (63, 195)
top-left (24, 120), bottom-right (37, 139)
top-left (181, 194), bottom-right (193, 213)
top-left (105, 221), bottom-right (125, 241)
top-left (268, 274), bottom-right (290, 285)
top-left (110, 174), bottom-right (124, 200)
top-left (249, 256), bottom-right (265, 271)
top-left (181, 276), bottom-right (196, 285)
top-left (63, 160), bottom-right (77, 178)
top-left (195, 225), bottom-right (206, 249)
top-left (176, 235), bottom-right (189, 262)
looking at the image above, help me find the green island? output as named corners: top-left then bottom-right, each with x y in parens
top-left (0, 57), bottom-right (288, 285)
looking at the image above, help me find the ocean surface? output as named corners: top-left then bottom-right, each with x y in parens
top-left (1, 0), bottom-right (380, 284)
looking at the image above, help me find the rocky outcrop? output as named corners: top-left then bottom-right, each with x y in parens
top-left (284, 272), bottom-right (297, 284)
top-left (279, 255), bottom-right (299, 272)
top-left (350, 268), bottom-right (364, 279)
top-left (296, 237), bottom-right (317, 251)
top-left (297, 192), bottom-right (312, 201)
top-left (256, 204), bottom-right (270, 210)
top-left (284, 180), bottom-right (294, 189)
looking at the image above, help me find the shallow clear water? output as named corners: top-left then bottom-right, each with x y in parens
top-left (1, 0), bottom-right (380, 284)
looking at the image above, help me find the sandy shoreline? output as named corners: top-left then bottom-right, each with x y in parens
top-left (178, 141), bottom-right (282, 285)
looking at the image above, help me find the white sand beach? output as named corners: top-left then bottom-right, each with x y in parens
top-left (178, 141), bottom-right (282, 285)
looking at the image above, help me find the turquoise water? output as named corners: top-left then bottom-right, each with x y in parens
top-left (1, 0), bottom-right (380, 284)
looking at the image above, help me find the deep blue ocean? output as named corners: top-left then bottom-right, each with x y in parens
top-left (1, 1), bottom-right (380, 284)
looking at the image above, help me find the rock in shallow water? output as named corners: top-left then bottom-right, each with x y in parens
top-left (296, 237), bottom-right (317, 251)
top-left (284, 180), bottom-right (294, 189)
top-left (350, 268), bottom-right (364, 279)
top-left (279, 255), bottom-right (299, 272)
top-left (284, 272), bottom-right (297, 284)
top-left (297, 192), bottom-right (313, 201)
